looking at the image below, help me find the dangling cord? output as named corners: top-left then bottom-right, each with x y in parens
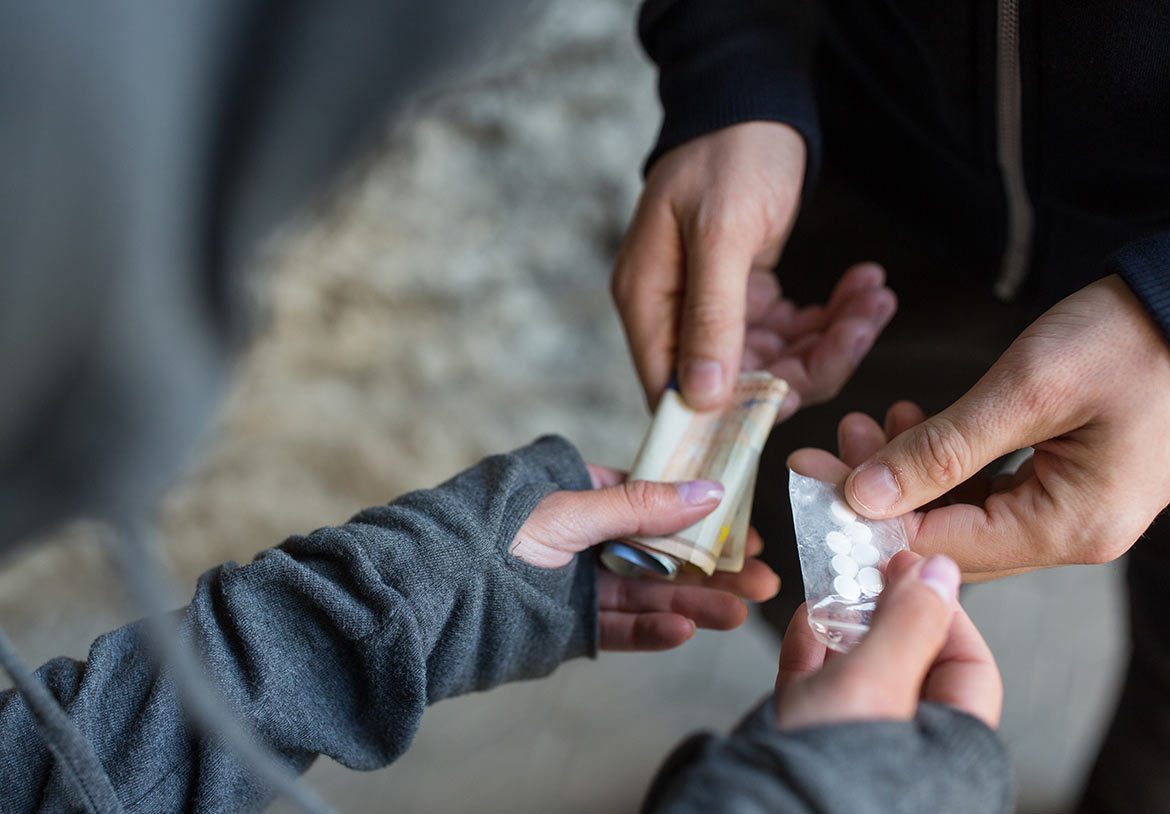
top-left (0, 624), bottom-right (125, 812)
top-left (104, 517), bottom-right (331, 814)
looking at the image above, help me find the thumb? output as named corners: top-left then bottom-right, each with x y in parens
top-left (843, 373), bottom-right (1050, 517)
top-left (510, 479), bottom-right (724, 567)
top-left (676, 223), bottom-right (757, 411)
top-left (841, 552), bottom-right (961, 716)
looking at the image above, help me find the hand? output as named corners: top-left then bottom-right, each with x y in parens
top-left (834, 275), bottom-right (1170, 580)
top-left (774, 551), bottom-right (1002, 731)
top-left (741, 263), bottom-right (897, 420)
top-left (611, 121), bottom-right (895, 413)
top-left (511, 464), bottom-right (781, 652)
top-left (779, 409), bottom-right (1000, 729)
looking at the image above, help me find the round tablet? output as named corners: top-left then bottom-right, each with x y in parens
top-left (857, 567), bottom-right (884, 594)
top-left (833, 575), bottom-right (861, 601)
top-left (831, 553), bottom-right (859, 578)
top-left (825, 530), bottom-right (852, 555)
top-left (851, 541), bottom-right (880, 567)
top-left (829, 499), bottom-right (857, 524)
top-left (844, 521), bottom-right (873, 544)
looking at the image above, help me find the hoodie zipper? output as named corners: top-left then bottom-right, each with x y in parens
top-left (993, 0), bottom-right (1034, 300)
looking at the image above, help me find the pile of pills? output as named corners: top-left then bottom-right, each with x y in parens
top-left (825, 499), bottom-right (884, 601)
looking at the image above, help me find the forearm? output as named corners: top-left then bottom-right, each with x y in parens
top-left (0, 436), bottom-right (596, 812)
top-left (643, 697), bottom-right (1013, 814)
top-left (639, 0), bottom-right (821, 179)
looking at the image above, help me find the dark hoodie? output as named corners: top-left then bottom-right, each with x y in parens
top-left (639, 0), bottom-right (1170, 335)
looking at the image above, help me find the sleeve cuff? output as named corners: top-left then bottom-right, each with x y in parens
top-left (1109, 231), bottom-right (1170, 347)
top-left (644, 694), bottom-right (1014, 813)
top-left (639, 0), bottom-right (821, 184)
top-left (499, 435), bottom-right (599, 661)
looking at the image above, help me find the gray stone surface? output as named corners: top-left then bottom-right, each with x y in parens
top-left (0, 1), bottom-right (1126, 811)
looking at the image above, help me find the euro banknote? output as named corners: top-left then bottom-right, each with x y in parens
top-left (601, 371), bottom-right (788, 577)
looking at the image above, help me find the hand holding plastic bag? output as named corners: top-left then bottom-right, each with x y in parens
top-left (789, 471), bottom-right (908, 651)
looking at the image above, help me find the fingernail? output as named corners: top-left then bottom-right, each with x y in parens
top-left (850, 331), bottom-right (874, 364)
top-left (919, 555), bottom-right (960, 604)
top-left (683, 359), bottom-right (723, 402)
top-left (849, 462), bottom-right (900, 512)
top-left (677, 479), bottom-right (724, 505)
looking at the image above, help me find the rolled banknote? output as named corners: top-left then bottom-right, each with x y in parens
top-left (600, 372), bottom-right (789, 577)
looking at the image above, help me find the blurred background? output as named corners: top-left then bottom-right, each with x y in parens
top-left (0, 1), bottom-right (1127, 811)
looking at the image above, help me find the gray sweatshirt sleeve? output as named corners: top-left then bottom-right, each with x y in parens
top-left (643, 697), bottom-right (1014, 814)
top-left (0, 435), bottom-right (597, 812)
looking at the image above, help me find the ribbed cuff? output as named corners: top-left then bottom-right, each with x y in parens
top-left (498, 435), bottom-right (599, 659)
top-left (639, 0), bottom-right (821, 187)
top-left (1109, 231), bottom-right (1170, 347)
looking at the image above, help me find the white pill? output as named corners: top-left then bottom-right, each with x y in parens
top-left (851, 541), bottom-right (881, 567)
top-left (829, 499), bottom-right (857, 524)
top-left (831, 554), bottom-right (859, 578)
top-left (833, 575), bottom-right (861, 601)
top-left (825, 530), bottom-right (852, 555)
top-left (844, 521), bottom-right (873, 544)
top-left (857, 567), bottom-right (884, 594)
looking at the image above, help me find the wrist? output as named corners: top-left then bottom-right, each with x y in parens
top-left (1106, 232), bottom-right (1170, 348)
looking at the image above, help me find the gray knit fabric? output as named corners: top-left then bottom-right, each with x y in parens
top-left (0, 435), bottom-right (597, 812)
top-left (644, 698), bottom-right (1014, 813)
top-left (0, 434), bottom-right (1015, 813)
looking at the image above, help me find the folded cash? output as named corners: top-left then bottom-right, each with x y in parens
top-left (600, 372), bottom-right (789, 578)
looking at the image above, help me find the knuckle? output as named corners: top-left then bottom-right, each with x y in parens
top-left (829, 669), bottom-right (872, 704)
top-left (691, 198), bottom-right (745, 244)
top-left (1076, 513), bottom-right (1143, 564)
top-left (609, 267), bottom-right (627, 304)
top-left (1084, 541), bottom-right (1124, 565)
top-left (898, 588), bottom-right (952, 631)
top-left (609, 263), bottom-right (639, 309)
top-left (1024, 489), bottom-right (1143, 567)
top-left (907, 417), bottom-right (972, 490)
top-left (682, 297), bottom-right (736, 339)
top-left (832, 665), bottom-right (906, 715)
top-left (993, 340), bottom-right (1069, 422)
top-left (619, 480), bottom-right (665, 518)
top-left (1014, 377), bottom-right (1057, 421)
top-left (1075, 534), bottom-right (1124, 566)
top-left (820, 377), bottom-right (847, 402)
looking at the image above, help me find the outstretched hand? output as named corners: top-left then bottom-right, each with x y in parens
top-left (511, 464), bottom-right (780, 652)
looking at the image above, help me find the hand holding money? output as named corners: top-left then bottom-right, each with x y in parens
top-left (602, 372), bottom-right (789, 577)
top-left (512, 460), bottom-right (780, 651)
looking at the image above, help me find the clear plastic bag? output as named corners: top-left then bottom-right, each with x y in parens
top-left (788, 471), bottom-right (909, 652)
